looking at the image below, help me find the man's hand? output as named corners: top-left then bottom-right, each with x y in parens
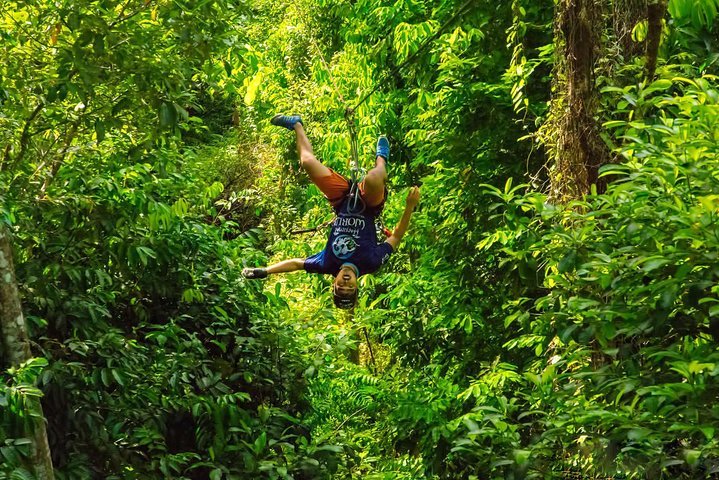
top-left (387, 186), bottom-right (421, 250)
top-left (406, 185), bottom-right (420, 209)
top-left (242, 267), bottom-right (268, 279)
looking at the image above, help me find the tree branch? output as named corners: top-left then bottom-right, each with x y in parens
top-left (8, 102), bottom-right (45, 173)
top-left (645, 0), bottom-right (668, 80)
top-left (110, 1), bottom-right (152, 28)
top-left (39, 121), bottom-right (80, 197)
top-left (0, 144), bottom-right (11, 172)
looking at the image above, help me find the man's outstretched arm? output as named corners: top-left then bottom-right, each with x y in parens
top-left (386, 186), bottom-right (420, 250)
top-left (243, 258), bottom-right (305, 279)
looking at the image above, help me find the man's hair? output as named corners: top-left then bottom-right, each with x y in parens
top-left (333, 285), bottom-right (358, 309)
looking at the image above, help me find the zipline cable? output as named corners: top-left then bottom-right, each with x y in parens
top-left (297, 2), bottom-right (476, 372)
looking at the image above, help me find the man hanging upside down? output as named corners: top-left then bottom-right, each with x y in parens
top-left (242, 114), bottom-right (420, 309)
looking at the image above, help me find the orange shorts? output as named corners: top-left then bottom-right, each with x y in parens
top-left (312, 168), bottom-right (385, 209)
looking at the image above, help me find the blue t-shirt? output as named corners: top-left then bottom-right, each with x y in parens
top-left (304, 197), bottom-right (393, 277)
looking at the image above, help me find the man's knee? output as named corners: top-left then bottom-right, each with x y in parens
top-left (362, 170), bottom-right (386, 207)
top-left (364, 169), bottom-right (387, 189)
top-left (300, 154), bottom-right (318, 168)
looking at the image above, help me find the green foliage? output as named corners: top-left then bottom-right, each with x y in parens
top-left (665, 0), bottom-right (719, 72)
top-left (230, 0), bottom-right (719, 478)
top-left (6, 137), bottom-right (347, 477)
top-left (450, 75), bottom-right (719, 479)
top-left (4, 0), bottom-right (719, 478)
top-left (1, 0), bottom-right (343, 478)
top-left (0, 359), bottom-right (46, 480)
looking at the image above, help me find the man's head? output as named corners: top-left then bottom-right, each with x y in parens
top-left (333, 263), bottom-right (358, 309)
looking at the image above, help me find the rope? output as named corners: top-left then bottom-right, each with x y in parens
top-left (290, 217), bottom-right (335, 236)
top-left (308, 35), bottom-right (348, 106)
top-left (333, 0), bottom-right (474, 213)
top-left (306, 36), bottom-right (365, 213)
top-left (362, 326), bottom-right (377, 373)
top-left (344, 109), bottom-right (361, 177)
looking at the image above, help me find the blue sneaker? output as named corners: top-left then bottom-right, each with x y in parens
top-left (271, 114), bottom-right (302, 130)
top-left (376, 135), bottom-right (390, 161)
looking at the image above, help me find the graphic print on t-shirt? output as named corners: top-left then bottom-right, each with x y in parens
top-left (332, 235), bottom-right (358, 259)
top-left (333, 214), bottom-right (366, 236)
top-left (304, 196), bottom-right (394, 276)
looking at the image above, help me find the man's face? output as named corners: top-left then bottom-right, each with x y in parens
top-left (334, 266), bottom-right (358, 297)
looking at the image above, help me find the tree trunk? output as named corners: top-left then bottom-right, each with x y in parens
top-left (0, 226), bottom-right (55, 480)
top-left (645, 0), bottom-right (668, 80)
top-left (549, 0), bottom-right (608, 200)
top-left (613, 0), bottom-right (647, 58)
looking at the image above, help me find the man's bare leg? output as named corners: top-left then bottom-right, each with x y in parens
top-left (294, 123), bottom-right (332, 180)
top-left (362, 156), bottom-right (387, 207)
